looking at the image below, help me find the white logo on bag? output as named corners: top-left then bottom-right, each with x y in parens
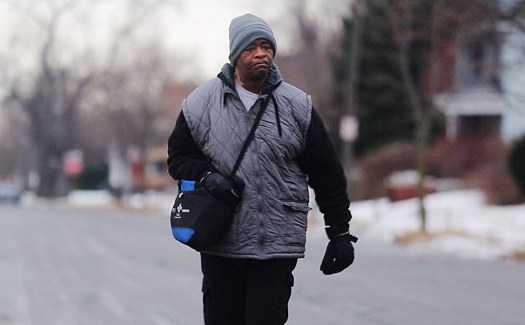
top-left (172, 203), bottom-right (190, 218)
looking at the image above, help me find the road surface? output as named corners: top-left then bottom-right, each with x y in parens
top-left (1, 203), bottom-right (524, 325)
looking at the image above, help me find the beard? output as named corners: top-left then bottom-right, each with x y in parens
top-left (245, 70), bottom-right (269, 82)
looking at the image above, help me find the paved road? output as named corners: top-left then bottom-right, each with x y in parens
top-left (1, 204), bottom-right (524, 325)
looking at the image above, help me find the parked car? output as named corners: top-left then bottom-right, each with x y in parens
top-left (0, 182), bottom-right (24, 204)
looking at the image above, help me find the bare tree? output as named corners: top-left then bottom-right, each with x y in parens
top-left (92, 42), bottom-right (173, 152)
top-left (4, 0), bottom-right (93, 196)
top-left (1, 0), bottom-right (178, 197)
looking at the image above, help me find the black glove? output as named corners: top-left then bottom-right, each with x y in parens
top-left (200, 172), bottom-right (244, 207)
top-left (320, 223), bottom-right (358, 275)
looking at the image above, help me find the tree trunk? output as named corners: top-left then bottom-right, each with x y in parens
top-left (35, 147), bottom-right (66, 197)
top-left (394, 9), bottom-right (428, 232)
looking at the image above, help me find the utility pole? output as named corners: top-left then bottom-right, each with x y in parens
top-left (340, 0), bottom-right (362, 175)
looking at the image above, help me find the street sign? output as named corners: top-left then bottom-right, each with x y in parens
top-left (339, 115), bottom-right (359, 142)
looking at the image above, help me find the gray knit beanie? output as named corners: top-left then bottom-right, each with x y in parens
top-left (228, 13), bottom-right (277, 65)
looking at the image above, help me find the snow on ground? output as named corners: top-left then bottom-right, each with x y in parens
top-left (58, 188), bottom-right (525, 262)
top-left (348, 189), bottom-right (525, 261)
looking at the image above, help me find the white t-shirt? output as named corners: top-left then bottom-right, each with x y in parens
top-left (235, 82), bottom-right (260, 112)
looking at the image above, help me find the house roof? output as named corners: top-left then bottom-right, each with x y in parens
top-left (434, 90), bottom-right (507, 116)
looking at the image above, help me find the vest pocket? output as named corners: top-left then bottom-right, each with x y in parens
top-left (282, 201), bottom-right (310, 246)
top-left (282, 201), bottom-right (311, 213)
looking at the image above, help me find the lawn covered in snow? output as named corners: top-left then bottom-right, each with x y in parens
top-left (349, 189), bottom-right (525, 261)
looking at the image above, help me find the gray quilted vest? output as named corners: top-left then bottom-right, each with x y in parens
top-left (182, 64), bottom-right (312, 259)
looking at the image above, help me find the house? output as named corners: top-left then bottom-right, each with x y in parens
top-left (433, 24), bottom-right (507, 140)
top-left (433, 9), bottom-right (525, 142)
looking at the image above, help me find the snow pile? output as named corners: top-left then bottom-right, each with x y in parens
top-left (350, 189), bottom-right (525, 261)
top-left (67, 190), bottom-right (114, 207)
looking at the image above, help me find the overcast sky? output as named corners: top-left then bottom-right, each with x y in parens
top-left (152, 0), bottom-right (350, 79)
top-left (0, 0), bottom-right (350, 81)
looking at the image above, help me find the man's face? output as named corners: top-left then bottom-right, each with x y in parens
top-left (235, 39), bottom-right (274, 83)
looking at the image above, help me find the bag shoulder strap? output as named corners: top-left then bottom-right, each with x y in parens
top-left (229, 94), bottom-right (272, 178)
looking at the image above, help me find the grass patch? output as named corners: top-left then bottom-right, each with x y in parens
top-left (510, 249), bottom-right (525, 262)
top-left (394, 230), bottom-right (468, 245)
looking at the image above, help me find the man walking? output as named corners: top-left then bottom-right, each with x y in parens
top-left (167, 13), bottom-right (357, 325)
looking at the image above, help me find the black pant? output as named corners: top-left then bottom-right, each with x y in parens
top-left (200, 253), bottom-right (298, 325)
